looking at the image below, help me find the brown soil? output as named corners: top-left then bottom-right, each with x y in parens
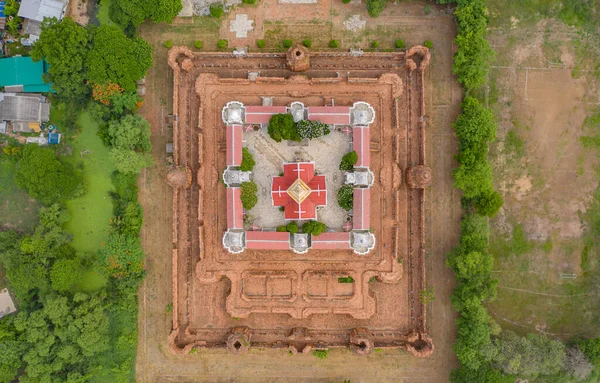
top-left (136, 2), bottom-right (462, 381)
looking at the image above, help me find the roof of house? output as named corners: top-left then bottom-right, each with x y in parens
top-left (353, 126), bottom-right (370, 167)
top-left (353, 188), bottom-right (371, 230)
top-left (307, 106), bottom-right (351, 125)
top-left (271, 162), bottom-right (327, 220)
top-left (226, 124), bottom-right (243, 166)
top-left (311, 232), bottom-right (351, 250)
top-left (226, 187), bottom-right (244, 230)
top-left (245, 231), bottom-right (290, 250)
top-left (0, 93), bottom-right (50, 123)
top-left (245, 105), bottom-right (287, 124)
top-left (0, 288), bottom-right (17, 318)
top-left (48, 132), bottom-right (60, 144)
top-left (0, 57), bottom-right (52, 93)
top-left (18, 0), bottom-right (66, 22)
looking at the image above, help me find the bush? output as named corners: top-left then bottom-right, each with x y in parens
top-left (337, 185), bottom-right (354, 210)
top-left (424, 40), bottom-right (433, 49)
top-left (276, 221), bottom-right (299, 234)
top-left (15, 145), bottom-right (84, 204)
top-left (366, 0), bottom-right (386, 18)
top-left (424, 4), bottom-right (431, 14)
top-left (268, 113), bottom-right (300, 142)
top-left (240, 181), bottom-right (258, 210)
top-left (339, 151), bottom-right (358, 171)
top-left (256, 39), bottom-right (265, 48)
top-left (209, 3), bottom-right (224, 18)
top-left (302, 39), bottom-right (312, 48)
top-left (313, 350), bottom-right (329, 359)
top-left (164, 40), bottom-right (173, 48)
top-left (217, 39), bottom-right (228, 49)
top-left (371, 40), bottom-right (379, 48)
top-left (474, 188), bottom-right (503, 217)
top-left (240, 148), bottom-right (255, 171)
top-left (242, 0), bottom-right (256, 3)
top-left (342, 0), bottom-right (351, 4)
top-left (395, 39), bottom-right (405, 49)
top-left (296, 120), bottom-right (331, 139)
top-left (302, 221), bottom-right (327, 236)
top-left (194, 40), bottom-right (203, 49)
top-left (329, 39), bottom-right (340, 48)
top-left (283, 39), bottom-right (293, 48)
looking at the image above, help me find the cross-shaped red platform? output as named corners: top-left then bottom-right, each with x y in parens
top-left (271, 162), bottom-right (327, 220)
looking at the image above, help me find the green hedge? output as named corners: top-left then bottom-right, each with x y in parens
top-left (240, 147), bottom-right (255, 171)
top-left (337, 185), bottom-right (354, 210)
top-left (240, 181), bottom-right (258, 210)
top-left (339, 151), bottom-right (358, 171)
top-left (302, 220), bottom-right (327, 236)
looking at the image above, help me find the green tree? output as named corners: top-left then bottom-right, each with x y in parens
top-left (454, 96), bottom-right (497, 149)
top-left (97, 233), bottom-right (145, 292)
top-left (217, 39), bottom-right (228, 49)
top-left (276, 221), bottom-right (299, 234)
top-left (107, 114), bottom-right (152, 152)
top-left (268, 114), bottom-right (300, 142)
top-left (337, 185), bottom-right (354, 210)
top-left (366, 0), bottom-right (386, 18)
top-left (302, 221), bottom-right (327, 236)
top-left (492, 330), bottom-right (566, 378)
top-left (210, 3), bottom-right (224, 18)
top-left (296, 120), bottom-right (331, 139)
top-left (87, 25), bottom-right (153, 92)
top-left (329, 39), bottom-right (340, 48)
top-left (240, 148), bottom-right (255, 171)
top-left (110, 0), bottom-right (182, 27)
top-left (283, 39), bottom-right (293, 48)
top-left (109, 148), bottom-right (153, 174)
top-left (339, 151), bottom-right (358, 171)
top-left (31, 18), bottom-right (90, 102)
top-left (474, 188), bottom-right (503, 217)
top-left (302, 39), bottom-right (312, 48)
top-left (50, 259), bottom-right (83, 293)
top-left (240, 181), bottom-right (258, 210)
top-left (15, 145), bottom-right (84, 204)
top-left (450, 364), bottom-right (513, 383)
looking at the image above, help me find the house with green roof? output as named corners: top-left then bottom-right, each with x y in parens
top-left (0, 56), bottom-right (53, 93)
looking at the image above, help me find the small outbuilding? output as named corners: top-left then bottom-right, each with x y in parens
top-left (0, 56), bottom-right (53, 93)
top-left (0, 288), bottom-right (17, 319)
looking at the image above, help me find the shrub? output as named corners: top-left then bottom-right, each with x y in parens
top-left (338, 276), bottom-right (354, 283)
top-left (240, 181), bottom-right (258, 210)
top-left (164, 40), bottom-right (173, 48)
top-left (395, 39), bottom-right (405, 49)
top-left (329, 39), bottom-right (340, 48)
top-left (217, 39), bottom-right (228, 49)
top-left (424, 4), bottom-right (431, 14)
top-left (366, 0), bottom-right (385, 18)
top-left (194, 40), bottom-right (203, 49)
top-left (337, 185), bottom-right (354, 210)
top-left (268, 113), bottom-right (300, 142)
top-left (283, 39), bottom-right (293, 48)
top-left (313, 350), bottom-right (329, 359)
top-left (302, 39), bottom-right (312, 48)
top-left (302, 221), bottom-right (327, 236)
top-left (209, 3), bottom-right (224, 18)
top-left (276, 221), bottom-right (299, 234)
top-left (240, 148), bottom-right (255, 171)
top-left (15, 145), bottom-right (84, 204)
top-left (296, 120), bottom-right (331, 139)
top-left (342, 0), bottom-right (351, 4)
top-left (256, 39), bottom-right (265, 48)
top-left (242, 0), bottom-right (256, 4)
top-left (474, 188), bottom-right (503, 217)
top-left (339, 151), bottom-right (358, 171)
top-left (371, 40), bottom-right (379, 48)
top-left (424, 40), bottom-right (433, 49)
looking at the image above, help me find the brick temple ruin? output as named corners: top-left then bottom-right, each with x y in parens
top-left (167, 45), bottom-right (434, 357)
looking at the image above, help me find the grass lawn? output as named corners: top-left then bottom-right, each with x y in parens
top-left (0, 158), bottom-right (41, 232)
top-left (64, 112), bottom-right (115, 253)
top-left (97, 0), bottom-right (121, 28)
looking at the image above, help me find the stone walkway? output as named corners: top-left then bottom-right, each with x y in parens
top-left (230, 14), bottom-right (254, 38)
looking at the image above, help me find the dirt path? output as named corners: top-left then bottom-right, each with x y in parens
top-left (136, 1), bottom-right (461, 381)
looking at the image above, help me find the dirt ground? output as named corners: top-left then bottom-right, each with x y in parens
top-left (486, 18), bottom-right (600, 337)
top-left (136, 1), bottom-right (462, 381)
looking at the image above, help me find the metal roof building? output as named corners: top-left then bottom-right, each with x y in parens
top-left (0, 93), bottom-right (50, 132)
top-left (17, 0), bottom-right (67, 22)
top-left (0, 57), bottom-right (52, 93)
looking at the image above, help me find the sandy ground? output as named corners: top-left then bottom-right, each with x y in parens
top-left (245, 128), bottom-right (352, 229)
top-left (136, 1), bottom-right (461, 381)
top-left (486, 19), bottom-right (600, 336)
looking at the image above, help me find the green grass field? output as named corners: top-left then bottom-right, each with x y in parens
top-left (0, 158), bottom-right (41, 232)
top-left (97, 0), bottom-right (121, 29)
top-left (64, 112), bottom-right (115, 253)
